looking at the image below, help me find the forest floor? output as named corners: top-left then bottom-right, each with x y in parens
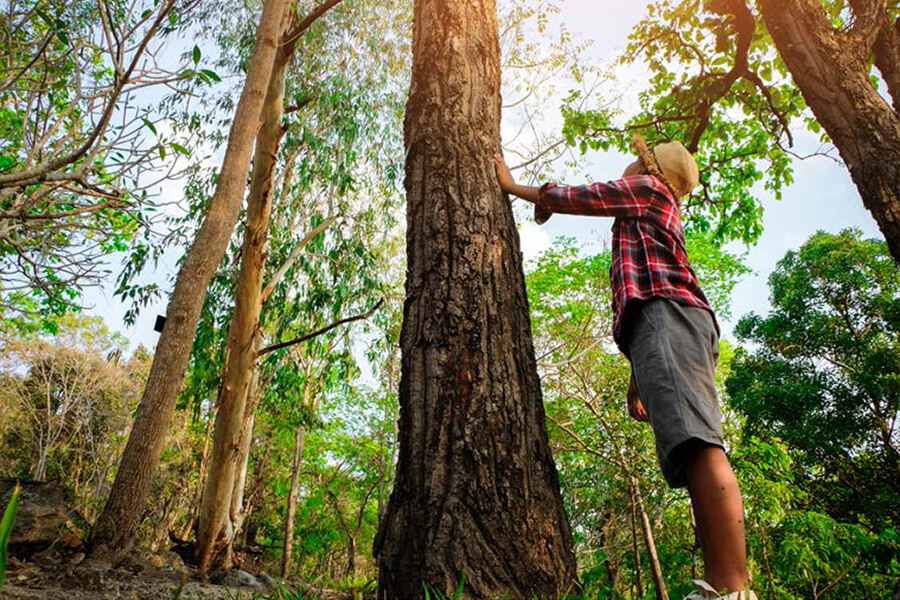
top-left (2, 550), bottom-right (336, 600)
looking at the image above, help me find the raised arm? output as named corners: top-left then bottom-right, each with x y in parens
top-left (493, 153), bottom-right (659, 223)
top-left (493, 153), bottom-right (540, 203)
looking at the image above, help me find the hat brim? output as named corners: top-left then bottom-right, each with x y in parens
top-left (631, 134), bottom-right (679, 198)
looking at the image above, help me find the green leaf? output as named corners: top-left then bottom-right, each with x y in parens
top-left (192, 45), bottom-right (201, 65)
top-left (170, 142), bottom-right (190, 156)
top-left (199, 69), bottom-right (221, 83)
top-left (454, 571), bottom-right (465, 600)
top-left (0, 483), bottom-right (20, 590)
top-left (141, 117), bottom-right (157, 136)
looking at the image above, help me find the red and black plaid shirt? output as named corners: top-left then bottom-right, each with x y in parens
top-left (535, 174), bottom-right (718, 352)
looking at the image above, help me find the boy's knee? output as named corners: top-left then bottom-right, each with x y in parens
top-left (673, 438), bottom-right (724, 465)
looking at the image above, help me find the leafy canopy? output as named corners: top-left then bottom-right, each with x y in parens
top-left (727, 228), bottom-right (900, 530)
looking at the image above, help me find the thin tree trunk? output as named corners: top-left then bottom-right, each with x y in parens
top-left (597, 511), bottom-right (618, 592)
top-left (283, 369), bottom-right (313, 577)
top-left (282, 423), bottom-right (306, 578)
top-left (757, 0), bottom-right (900, 262)
top-left (32, 449), bottom-right (48, 481)
top-left (629, 483), bottom-right (644, 599)
top-left (373, 1), bottom-right (575, 598)
top-left (346, 534), bottom-right (356, 578)
top-left (631, 477), bottom-right (668, 600)
top-left (181, 403), bottom-right (216, 541)
top-left (89, 0), bottom-right (291, 555)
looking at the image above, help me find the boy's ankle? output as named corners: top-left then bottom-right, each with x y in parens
top-left (703, 572), bottom-right (749, 594)
top-left (686, 579), bottom-right (757, 600)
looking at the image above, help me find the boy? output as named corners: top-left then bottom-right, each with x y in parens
top-left (493, 136), bottom-right (756, 600)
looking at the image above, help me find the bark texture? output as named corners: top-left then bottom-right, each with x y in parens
top-left (89, 0), bottom-right (290, 554)
top-left (373, 1), bottom-right (576, 598)
top-left (757, 0), bottom-right (900, 261)
top-left (194, 24), bottom-right (291, 569)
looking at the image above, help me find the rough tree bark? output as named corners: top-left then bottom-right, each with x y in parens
top-left (754, 0), bottom-right (900, 261)
top-left (372, 1), bottom-right (576, 598)
top-left (89, 0), bottom-right (291, 555)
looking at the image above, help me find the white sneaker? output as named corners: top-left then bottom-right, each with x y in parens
top-left (683, 579), bottom-right (758, 600)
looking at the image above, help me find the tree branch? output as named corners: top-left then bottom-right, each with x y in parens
top-left (260, 213), bottom-right (340, 304)
top-left (845, 0), bottom-right (888, 56)
top-left (256, 299), bottom-right (384, 357)
top-left (282, 0), bottom-right (345, 48)
top-left (0, 0), bottom-right (178, 188)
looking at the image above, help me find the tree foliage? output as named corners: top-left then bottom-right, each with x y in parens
top-left (727, 228), bottom-right (900, 532)
top-left (558, 0), bottom-right (900, 248)
top-left (0, 0), bottom-right (206, 327)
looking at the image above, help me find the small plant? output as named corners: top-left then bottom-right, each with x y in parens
top-left (423, 571), bottom-right (466, 600)
top-left (0, 482), bottom-right (20, 591)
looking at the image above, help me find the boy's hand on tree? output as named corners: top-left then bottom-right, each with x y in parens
top-left (493, 153), bottom-right (515, 192)
top-left (627, 376), bottom-right (649, 422)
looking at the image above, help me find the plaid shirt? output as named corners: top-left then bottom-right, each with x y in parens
top-left (535, 174), bottom-right (718, 352)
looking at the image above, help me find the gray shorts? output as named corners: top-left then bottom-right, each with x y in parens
top-left (625, 297), bottom-right (724, 488)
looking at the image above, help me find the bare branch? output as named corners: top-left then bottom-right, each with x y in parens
top-left (256, 299), bottom-right (384, 358)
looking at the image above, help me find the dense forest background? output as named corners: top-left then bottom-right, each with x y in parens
top-left (0, 0), bottom-right (897, 598)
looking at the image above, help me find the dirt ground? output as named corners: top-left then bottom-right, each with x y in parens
top-left (3, 556), bottom-right (290, 600)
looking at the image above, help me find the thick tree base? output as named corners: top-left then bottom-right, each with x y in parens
top-left (374, 0), bottom-right (576, 598)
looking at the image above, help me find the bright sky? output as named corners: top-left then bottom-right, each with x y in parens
top-left (82, 0), bottom-right (883, 355)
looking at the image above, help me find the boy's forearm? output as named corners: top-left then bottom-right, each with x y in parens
top-left (506, 183), bottom-right (541, 204)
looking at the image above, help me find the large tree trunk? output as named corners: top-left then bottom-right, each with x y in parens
top-left (757, 0), bottom-right (900, 261)
top-left (194, 28), bottom-right (292, 569)
top-left (89, 0), bottom-right (290, 555)
top-left (372, 1), bottom-right (576, 598)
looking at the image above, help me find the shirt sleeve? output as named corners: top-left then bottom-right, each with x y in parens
top-left (534, 176), bottom-right (659, 224)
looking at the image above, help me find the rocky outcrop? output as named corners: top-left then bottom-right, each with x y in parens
top-left (0, 479), bottom-right (78, 554)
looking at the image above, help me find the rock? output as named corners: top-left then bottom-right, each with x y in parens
top-left (165, 551), bottom-right (188, 574)
top-left (14, 566), bottom-right (41, 582)
top-left (0, 480), bottom-right (76, 555)
top-left (118, 547), bottom-right (168, 573)
top-left (258, 572), bottom-right (279, 590)
top-left (70, 552), bottom-right (86, 566)
top-left (221, 569), bottom-right (263, 589)
top-left (32, 547), bottom-right (61, 567)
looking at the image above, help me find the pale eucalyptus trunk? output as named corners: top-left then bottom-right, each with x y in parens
top-left (193, 4), bottom-right (296, 566)
top-left (89, 0), bottom-right (291, 555)
top-left (281, 423), bottom-right (305, 578)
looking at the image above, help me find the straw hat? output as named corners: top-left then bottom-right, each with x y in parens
top-left (632, 134), bottom-right (699, 199)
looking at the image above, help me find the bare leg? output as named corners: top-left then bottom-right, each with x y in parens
top-left (679, 441), bottom-right (748, 594)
